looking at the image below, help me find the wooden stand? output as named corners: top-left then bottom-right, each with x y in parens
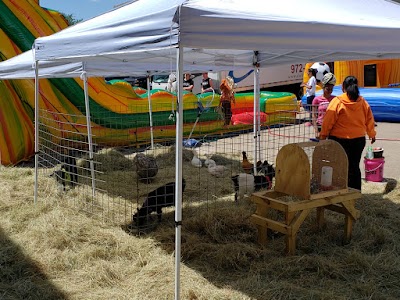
top-left (249, 140), bottom-right (363, 254)
top-left (250, 189), bottom-right (361, 255)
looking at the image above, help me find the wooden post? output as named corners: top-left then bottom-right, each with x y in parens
top-left (343, 215), bottom-right (353, 244)
top-left (256, 204), bottom-right (269, 245)
top-left (285, 211), bottom-right (296, 255)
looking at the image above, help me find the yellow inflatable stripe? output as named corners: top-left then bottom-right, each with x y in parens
top-left (33, 3), bottom-right (69, 33)
top-left (0, 80), bottom-right (34, 165)
top-left (4, 0), bottom-right (51, 37)
top-left (0, 29), bottom-right (20, 58)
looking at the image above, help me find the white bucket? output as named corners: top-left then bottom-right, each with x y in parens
top-left (321, 166), bottom-right (333, 187)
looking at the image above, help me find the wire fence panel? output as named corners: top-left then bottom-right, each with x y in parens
top-left (36, 101), bottom-right (316, 230)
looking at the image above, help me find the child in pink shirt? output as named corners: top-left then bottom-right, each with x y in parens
top-left (312, 72), bottom-right (336, 138)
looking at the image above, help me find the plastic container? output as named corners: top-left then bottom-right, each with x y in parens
top-left (321, 166), bottom-right (333, 187)
top-left (364, 157), bottom-right (385, 182)
top-left (366, 146), bottom-right (373, 159)
top-left (373, 147), bottom-right (384, 158)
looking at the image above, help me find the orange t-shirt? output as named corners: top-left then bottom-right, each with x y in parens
top-left (320, 93), bottom-right (376, 140)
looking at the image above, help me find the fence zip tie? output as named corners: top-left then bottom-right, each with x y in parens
top-left (175, 221), bottom-right (182, 227)
top-left (34, 151), bottom-right (40, 155)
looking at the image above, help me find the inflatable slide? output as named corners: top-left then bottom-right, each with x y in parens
top-left (0, 0), bottom-right (297, 165)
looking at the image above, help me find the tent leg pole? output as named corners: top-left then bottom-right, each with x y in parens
top-left (174, 45), bottom-right (183, 300)
top-left (34, 60), bottom-right (39, 205)
top-left (147, 73), bottom-right (154, 149)
top-left (253, 64), bottom-right (260, 174)
top-left (82, 69), bottom-right (96, 197)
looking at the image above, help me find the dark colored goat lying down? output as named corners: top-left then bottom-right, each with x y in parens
top-left (132, 179), bottom-right (186, 227)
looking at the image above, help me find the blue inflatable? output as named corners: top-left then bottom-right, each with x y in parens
top-left (302, 87), bottom-right (400, 122)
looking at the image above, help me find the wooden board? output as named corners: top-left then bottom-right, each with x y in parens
top-left (312, 140), bottom-right (348, 190)
top-left (274, 143), bottom-right (311, 199)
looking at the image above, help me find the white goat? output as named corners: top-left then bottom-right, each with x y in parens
top-left (231, 173), bottom-right (269, 202)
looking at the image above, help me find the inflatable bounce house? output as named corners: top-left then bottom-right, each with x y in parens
top-left (302, 61), bottom-right (400, 122)
top-left (0, 0), bottom-right (297, 165)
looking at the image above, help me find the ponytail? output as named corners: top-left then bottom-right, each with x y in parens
top-left (309, 68), bottom-right (317, 78)
top-left (342, 76), bottom-right (360, 101)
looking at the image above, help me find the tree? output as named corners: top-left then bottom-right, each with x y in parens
top-left (63, 13), bottom-right (83, 26)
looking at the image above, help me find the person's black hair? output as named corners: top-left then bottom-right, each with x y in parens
top-left (342, 76), bottom-right (360, 101)
top-left (308, 68), bottom-right (317, 78)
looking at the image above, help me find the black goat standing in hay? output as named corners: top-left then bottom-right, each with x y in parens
top-left (50, 156), bottom-right (78, 191)
top-left (132, 179), bottom-right (186, 227)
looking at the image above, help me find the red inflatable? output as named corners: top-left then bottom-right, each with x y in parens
top-left (231, 112), bottom-right (267, 125)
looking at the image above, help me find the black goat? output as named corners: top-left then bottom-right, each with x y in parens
top-left (50, 156), bottom-right (78, 191)
top-left (256, 160), bottom-right (276, 181)
top-left (132, 179), bottom-right (186, 227)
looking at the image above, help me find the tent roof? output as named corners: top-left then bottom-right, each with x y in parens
top-left (31, 0), bottom-right (400, 74)
top-left (0, 49), bottom-right (251, 79)
top-left (2, 0), bottom-right (400, 79)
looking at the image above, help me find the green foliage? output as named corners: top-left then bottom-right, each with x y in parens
top-left (62, 13), bottom-right (82, 26)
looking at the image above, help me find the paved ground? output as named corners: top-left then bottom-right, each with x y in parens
top-left (364, 122), bottom-right (400, 180)
top-left (198, 119), bottom-right (400, 181)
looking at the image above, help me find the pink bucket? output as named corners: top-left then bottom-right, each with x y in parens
top-left (364, 157), bottom-right (385, 182)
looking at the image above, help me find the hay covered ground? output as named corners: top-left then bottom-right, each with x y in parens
top-left (1, 152), bottom-right (400, 299)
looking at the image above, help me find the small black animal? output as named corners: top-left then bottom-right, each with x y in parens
top-left (132, 179), bottom-right (186, 227)
top-left (63, 155), bottom-right (78, 187)
top-left (256, 160), bottom-right (276, 181)
top-left (50, 156), bottom-right (78, 191)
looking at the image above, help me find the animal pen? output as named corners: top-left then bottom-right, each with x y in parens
top-left (37, 101), bottom-right (318, 230)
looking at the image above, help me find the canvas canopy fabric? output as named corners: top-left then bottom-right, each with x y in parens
top-left (0, 51), bottom-right (83, 79)
top-left (32, 0), bottom-right (400, 71)
top-left (0, 49), bottom-right (249, 79)
top-left (3, 0), bottom-right (400, 78)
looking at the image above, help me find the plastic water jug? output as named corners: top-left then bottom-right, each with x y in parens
top-left (321, 166), bottom-right (333, 187)
top-left (366, 146), bottom-right (373, 159)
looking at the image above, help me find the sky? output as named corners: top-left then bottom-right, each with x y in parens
top-left (40, 0), bottom-right (132, 21)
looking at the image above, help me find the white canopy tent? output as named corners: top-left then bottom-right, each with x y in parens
top-left (2, 0), bottom-right (400, 298)
top-left (33, 0), bottom-right (400, 64)
top-left (0, 48), bottom-right (254, 79)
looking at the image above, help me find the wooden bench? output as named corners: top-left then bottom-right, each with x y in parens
top-left (250, 188), bottom-right (362, 255)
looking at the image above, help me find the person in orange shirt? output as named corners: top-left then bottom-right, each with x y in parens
top-left (320, 76), bottom-right (376, 190)
top-left (219, 77), bottom-right (235, 127)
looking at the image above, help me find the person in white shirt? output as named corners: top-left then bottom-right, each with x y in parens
top-left (301, 68), bottom-right (317, 124)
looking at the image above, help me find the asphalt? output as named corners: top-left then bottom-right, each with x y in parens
top-left (361, 122), bottom-right (400, 181)
top-left (199, 120), bottom-right (400, 181)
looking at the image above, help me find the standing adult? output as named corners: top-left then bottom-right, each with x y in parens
top-left (219, 77), bottom-right (235, 127)
top-left (312, 72), bottom-right (336, 138)
top-left (183, 73), bottom-right (194, 92)
top-left (201, 72), bottom-right (214, 93)
top-left (301, 68), bottom-right (317, 124)
top-left (319, 76), bottom-right (376, 190)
